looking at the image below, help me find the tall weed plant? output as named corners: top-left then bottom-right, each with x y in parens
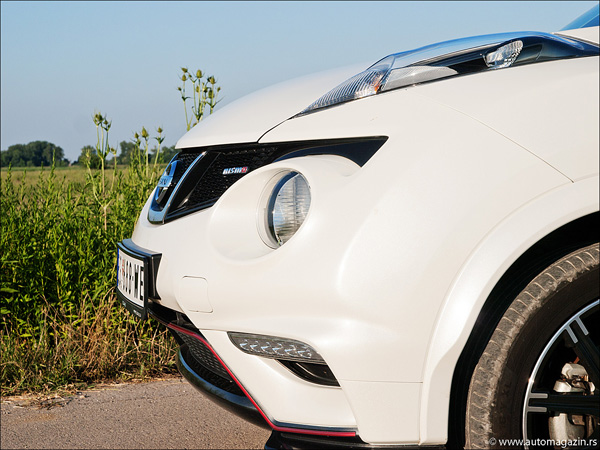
top-left (1, 70), bottom-right (220, 395)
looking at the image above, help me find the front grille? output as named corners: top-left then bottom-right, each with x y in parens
top-left (185, 147), bottom-right (279, 209)
top-left (170, 329), bottom-right (243, 395)
top-left (175, 151), bottom-right (203, 173)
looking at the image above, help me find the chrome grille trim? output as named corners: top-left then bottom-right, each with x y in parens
top-left (147, 151), bottom-right (206, 224)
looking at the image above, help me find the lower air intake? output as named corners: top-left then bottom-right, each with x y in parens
top-left (170, 328), bottom-right (244, 396)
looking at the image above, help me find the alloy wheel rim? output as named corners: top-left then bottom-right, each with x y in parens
top-left (522, 300), bottom-right (599, 449)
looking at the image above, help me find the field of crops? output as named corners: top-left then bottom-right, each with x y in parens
top-left (1, 165), bottom-right (107, 187)
top-left (0, 145), bottom-right (176, 395)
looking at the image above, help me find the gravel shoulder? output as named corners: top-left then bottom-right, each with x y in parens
top-left (1, 377), bottom-right (270, 449)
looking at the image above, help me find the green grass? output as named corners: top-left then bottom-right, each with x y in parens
top-left (1, 155), bottom-right (176, 396)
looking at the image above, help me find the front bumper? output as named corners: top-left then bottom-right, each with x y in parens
top-left (148, 302), bottom-right (356, 436)
top-left (148, 302), bottom-right (442, 450)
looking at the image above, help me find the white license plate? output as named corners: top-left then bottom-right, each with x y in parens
top-left (117, 247), bottom-right (147, 317)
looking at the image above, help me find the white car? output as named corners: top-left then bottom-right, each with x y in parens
top-left (117, 6), bottom-right (599, 449)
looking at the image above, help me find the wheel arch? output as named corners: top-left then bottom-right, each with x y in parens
top-left (447, 211), bottom-right (599, 448)
top-left (418, 176), bottom-right (599, 445)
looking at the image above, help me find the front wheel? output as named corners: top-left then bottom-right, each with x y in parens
top-left (465, 243), bottom-right (599, 449)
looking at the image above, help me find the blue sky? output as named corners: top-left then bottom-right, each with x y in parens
top-left (1, 1), bottom-right (597, 162)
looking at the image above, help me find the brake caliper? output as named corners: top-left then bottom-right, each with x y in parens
top-left (549, 363), bottom-right (596, 442)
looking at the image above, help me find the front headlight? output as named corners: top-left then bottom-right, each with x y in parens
top-left (261, 172), bottom-right (311, 248)
top-left (299, 56), bottom-right (395, 115)
top-left (298, 32), bottom-right (599, 116)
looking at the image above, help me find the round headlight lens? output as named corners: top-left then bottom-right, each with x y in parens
top-left (267, 172), bottom-right (311, 246)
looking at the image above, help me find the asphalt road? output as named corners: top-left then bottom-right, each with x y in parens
top-left (1, 378), bottom-right (271, 449)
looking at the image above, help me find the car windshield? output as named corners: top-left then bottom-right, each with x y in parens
top-left (561, 4), bottom-right (599, 30)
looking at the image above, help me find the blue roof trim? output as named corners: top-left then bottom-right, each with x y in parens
top-left (561, 4), bottom-right (599, 31)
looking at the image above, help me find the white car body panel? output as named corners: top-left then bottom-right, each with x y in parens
top-left (124, 18), bottom-right (599, 447)
top-left (414, 57), bottom-right (599, 181)
top-left (556, 25), bottom-right (600, 44)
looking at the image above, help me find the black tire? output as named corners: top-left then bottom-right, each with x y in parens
top-left (465, 243), bottom-right (599, 449)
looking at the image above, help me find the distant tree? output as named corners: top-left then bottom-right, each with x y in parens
top-left (1, 144), bottom-right (26, 167)
top-left (76, 145), bottom-right (103, 169)
top-left (114, 141), bottom-right (134, 165)
top-left (1, 141), bottom-right (69, 167)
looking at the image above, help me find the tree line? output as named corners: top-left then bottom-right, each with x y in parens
top-left (1, 140), bottom-right (179, 168)
top-left (1, 141), bottom-right (69, 167)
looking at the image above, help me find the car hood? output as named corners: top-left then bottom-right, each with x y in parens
top-left (176, 63), bottom-right (365, 149)
top-left (176, 27), bottom-right (599, 150)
